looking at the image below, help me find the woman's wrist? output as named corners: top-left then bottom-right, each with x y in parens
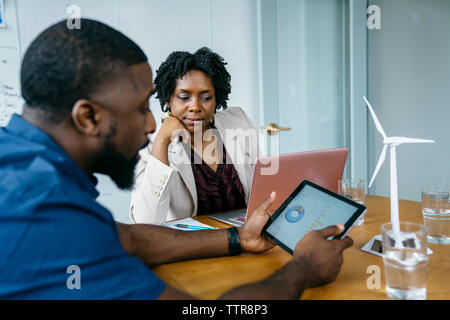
top-left (151, 133), bottom-right (171, 165)
top-left (154, 129), bottom-right (172, 145)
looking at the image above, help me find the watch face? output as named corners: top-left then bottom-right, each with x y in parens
top-left (285, 205), bottom-right (305, 223)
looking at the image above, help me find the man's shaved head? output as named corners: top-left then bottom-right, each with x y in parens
top-left (21, 18), bottom-right (148, 122)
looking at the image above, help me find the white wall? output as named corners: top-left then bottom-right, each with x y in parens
top-left (4, 0), bottom-right (448, 222)
top-left (2, 0), bottom-right (261, 223)
top-left (368, 0), bottom-right (450, 201)
top-left (276, 0), bottom-right (347, 153)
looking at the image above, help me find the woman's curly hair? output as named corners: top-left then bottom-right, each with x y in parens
top-left (154, 47), bottom-right (231, 112)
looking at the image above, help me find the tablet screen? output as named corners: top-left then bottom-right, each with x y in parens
top-left (264, 181), bottom-right (364, 253)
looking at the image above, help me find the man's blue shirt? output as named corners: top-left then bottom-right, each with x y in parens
top-left (0, 114), bottom-right (166, 299)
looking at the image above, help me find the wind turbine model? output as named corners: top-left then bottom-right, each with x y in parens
top-left (363, 96), bottom-right (434, 238)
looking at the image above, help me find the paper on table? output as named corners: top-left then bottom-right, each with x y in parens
top-left (164, 217), bottom-right (217, 231)
top-left (361, 234), bottom-right (433, 257)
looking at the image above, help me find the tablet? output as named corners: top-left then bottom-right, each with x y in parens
top-left (263, 180), bottom-right (366, 254)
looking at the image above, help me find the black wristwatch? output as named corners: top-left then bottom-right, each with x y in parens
top-left (227, 227), bottom-right (243, 256)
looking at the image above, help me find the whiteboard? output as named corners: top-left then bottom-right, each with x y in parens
top-left (0, 46), bottom-right (22, 126)
top-left (0, 0), bottom-right (22, 127)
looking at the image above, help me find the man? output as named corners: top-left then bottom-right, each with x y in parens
top-left (0, 19), bottom-right (353, 299)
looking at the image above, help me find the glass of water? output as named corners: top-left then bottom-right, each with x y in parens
top-left (422, 188), bottom-right (450, 244)
top-left (381, 222), bottom-right (428, 300)
top-left (338, 178), bottom-right (366, 225)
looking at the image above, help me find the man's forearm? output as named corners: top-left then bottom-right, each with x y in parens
top-left (218, 257), bottom-right (312, 300)
top-left (117, 222), bottom-right (230, 266)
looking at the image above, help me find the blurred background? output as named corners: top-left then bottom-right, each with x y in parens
top-left (0, 0), bottom-right (448, 223)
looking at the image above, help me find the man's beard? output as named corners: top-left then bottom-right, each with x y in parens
top-left (91, 123), bottom-right (148, 190)
top-left (93, 141), bottom-right (140, 190)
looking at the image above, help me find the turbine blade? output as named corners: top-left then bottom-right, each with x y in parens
top-left (369, 144), bottom-right (387, 188)
top-left (395, 137), bottom-right (435, 144)
top-left (363, 96), bottom-right (387, 139)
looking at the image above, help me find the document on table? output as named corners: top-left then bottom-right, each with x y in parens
top-left (361, 234), bottom-right (433, 257)
top-left (164, 217), bottom-right (217, 231)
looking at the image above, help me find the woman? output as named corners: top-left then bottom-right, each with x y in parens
top-left (130, 47), bottom-right (258, 225)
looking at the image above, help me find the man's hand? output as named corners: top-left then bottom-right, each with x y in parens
top-left (293, 224), bottom-right (354, 288)
top-left (219, 218), bottom-right (353, 300)
top-left (238, 191), bottom-right (277, 253)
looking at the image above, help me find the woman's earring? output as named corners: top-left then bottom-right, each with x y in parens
top-left (210, 115), bottom-right (215, 128)
top-left (163, 104), bottom-right (172, 117)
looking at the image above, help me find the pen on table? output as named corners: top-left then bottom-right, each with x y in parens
top-left (174, 224), bottom-right (213, 230)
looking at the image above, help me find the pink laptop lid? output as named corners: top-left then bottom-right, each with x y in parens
top-left (245, 147), bottom-right (348, 219)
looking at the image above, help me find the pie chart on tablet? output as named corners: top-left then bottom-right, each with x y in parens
top-left (285, 205), bottom-right (305, 223)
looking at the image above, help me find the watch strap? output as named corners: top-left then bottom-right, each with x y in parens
top-left (227, 227), bottom-right (243, 256)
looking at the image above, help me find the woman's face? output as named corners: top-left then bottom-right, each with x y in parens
top-left (168, 70), bottom-right (216, 134)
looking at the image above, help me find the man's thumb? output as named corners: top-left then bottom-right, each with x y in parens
top-left (254, 191), bottom-right (276, 216)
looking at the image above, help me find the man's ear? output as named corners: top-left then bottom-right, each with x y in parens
top-left (71, 99), bottom-right (104, 136)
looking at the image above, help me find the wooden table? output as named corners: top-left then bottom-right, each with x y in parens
top-left (152, 195), bottom-right (450, 299)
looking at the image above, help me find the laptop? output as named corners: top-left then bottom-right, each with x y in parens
top-left (209, 147), bottom-right (348, 227)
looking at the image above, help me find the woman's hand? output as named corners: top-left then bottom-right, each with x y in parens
top-left (151, 116), bottom-right (190, 165)
top-left (158, 116), bottom-right (190, 144)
